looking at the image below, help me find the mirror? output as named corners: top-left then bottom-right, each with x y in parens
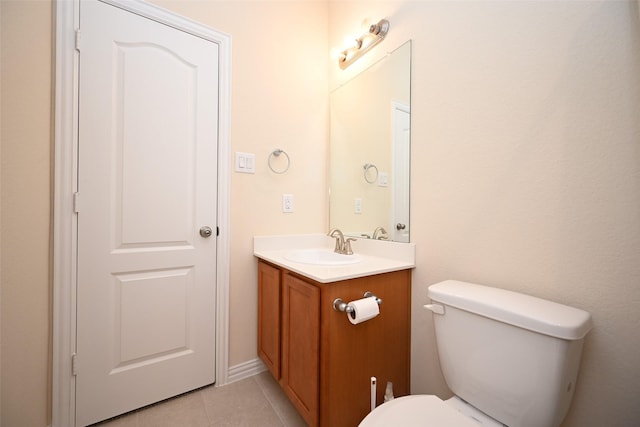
top-left (329, 40), bottom-right (411, 242)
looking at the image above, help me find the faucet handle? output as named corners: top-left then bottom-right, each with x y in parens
top-left (372, 226), bottom-right (388, 240)
top-left (344, 238), bottom-right (356, 255)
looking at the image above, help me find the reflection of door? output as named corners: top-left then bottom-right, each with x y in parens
top-left (392, 102), bottom-right (410, 243)
top-left (75, 1), bottom-right (219, 425)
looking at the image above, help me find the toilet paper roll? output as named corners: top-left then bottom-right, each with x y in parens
top-left (347, 297), bottom-right (380, 324)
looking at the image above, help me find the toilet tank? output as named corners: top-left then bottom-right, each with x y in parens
top-left (427, 280), bottom-right (592, 427)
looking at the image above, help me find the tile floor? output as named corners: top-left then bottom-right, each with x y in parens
top-left (92, 371), bottom-right (308, 427)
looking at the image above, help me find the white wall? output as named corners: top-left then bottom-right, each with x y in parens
top-left (329, 1), bottom-right (640, 426)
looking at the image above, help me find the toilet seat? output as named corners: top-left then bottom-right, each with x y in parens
top-left (359, 395), bottom-right (480, 427)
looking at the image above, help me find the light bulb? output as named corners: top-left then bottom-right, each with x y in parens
top-left (343, 36), bottom-right (359, 50)
top-left (330, 47), bottom-right (345, 61)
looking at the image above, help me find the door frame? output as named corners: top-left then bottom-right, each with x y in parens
top-left (52, 1), bottom-right (231, 426)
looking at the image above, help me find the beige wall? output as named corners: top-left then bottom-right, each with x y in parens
top-left (1, 1), bottom-right (53, 426)
top-left (2, 0), bottom-right (640, 426)
top-left (329, 1), bottom-right (640, 426)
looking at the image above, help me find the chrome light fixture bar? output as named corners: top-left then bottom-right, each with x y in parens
top-left (338, 19), bottom-right (390, 69)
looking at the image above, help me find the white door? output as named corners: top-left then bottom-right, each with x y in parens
top-left (76, 1), bottom-right (219, 425)
top-left (392, 102), bottom-right (410, 243)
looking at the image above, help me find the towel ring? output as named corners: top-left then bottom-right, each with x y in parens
top-left (363, 163), bottom-right (378, 184)
top-left (268, 149), bottom-right (290, 174)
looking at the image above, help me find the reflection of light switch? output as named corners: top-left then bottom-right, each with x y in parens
top-left (354, 198), bottom-right (362, 214)
top-left (378, 172), bottom-right (389, 187)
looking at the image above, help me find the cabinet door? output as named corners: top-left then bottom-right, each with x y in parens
top-left (319, 270), bottom-right (411, 427)
top-left (258, 261), bottom-right (281, 379)
top-left (282, 273), bottom-right (320, 427)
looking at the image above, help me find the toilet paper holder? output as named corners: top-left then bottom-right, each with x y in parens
top-left (333, 291), bottom-right (383, 313)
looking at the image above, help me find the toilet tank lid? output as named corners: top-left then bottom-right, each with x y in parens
top-left (428, 280), bottom-right (593, 340)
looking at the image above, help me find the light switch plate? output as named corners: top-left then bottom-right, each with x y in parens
top-left (235, 152), bottom-right (255, 173)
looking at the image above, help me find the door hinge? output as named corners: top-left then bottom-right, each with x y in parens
top-left (216, 226), bottom-right (219, 237)
top-left (71, 353), bottom-right (78, 376)
top-left (73, 192), bottom-right (80, 213)
top-left (75, 29), bottom-right (81, 51)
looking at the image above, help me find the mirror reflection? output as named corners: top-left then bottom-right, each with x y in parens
top-left (329, 40), bottom-right (411, 242)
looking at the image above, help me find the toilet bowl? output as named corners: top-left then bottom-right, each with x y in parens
top-left (360, 395), bottom-right (503, 427)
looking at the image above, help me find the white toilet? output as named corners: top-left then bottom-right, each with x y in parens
top-left (360, 280), bottom-right (592, 427)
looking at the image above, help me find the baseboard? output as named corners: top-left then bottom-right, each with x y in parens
top-left (225, 358), bottom-right (267, 385)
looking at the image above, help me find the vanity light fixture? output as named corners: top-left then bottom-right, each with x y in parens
top-left (338, 19), bottom-right (390, 69)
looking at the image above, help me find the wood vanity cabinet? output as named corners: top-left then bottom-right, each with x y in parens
top-left (257, 259), bottom-right (411, 427)
top-left (258, 261), bottom-right (282, 379)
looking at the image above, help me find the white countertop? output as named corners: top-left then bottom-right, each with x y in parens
top-left (253, 234), bottom-right (415, 283)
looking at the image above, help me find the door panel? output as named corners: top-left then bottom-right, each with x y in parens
top-left (392, 103), bottom-right (410, 243)
top-left (76, 1), bottom-right (219, 425)
top-left (281, 273), bottom-right (320, 426)
top-left (116, 267), bottom-right (192, 366)
top-left (115, 41), bottom-right (196, 247)
top-left (258, 261), bottom-right (282, 379)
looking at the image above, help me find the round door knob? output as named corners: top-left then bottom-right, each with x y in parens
top-left (200, 226), bottom-right (213, 238)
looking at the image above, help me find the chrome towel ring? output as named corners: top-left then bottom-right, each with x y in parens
top-left (363, 163), bottom-right (378, 183)
top-left (268, 149), bottom-right (290, 174)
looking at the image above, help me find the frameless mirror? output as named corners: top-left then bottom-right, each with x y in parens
top-left (329, 40), bottom-right (411, 242)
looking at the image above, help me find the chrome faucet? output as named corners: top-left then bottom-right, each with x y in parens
top-left (328, 228), bottom-right (356, 255)
top-left (372, 226), bottom-right (388, 240)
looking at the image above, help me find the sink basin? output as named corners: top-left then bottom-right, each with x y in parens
top-left (284, 249), bottom-right (361, 266)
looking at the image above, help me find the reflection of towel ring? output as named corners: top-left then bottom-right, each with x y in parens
top-left (268, 149), bottom-right (290, 174)
top-left (363, 163), bottom-right (378, 184)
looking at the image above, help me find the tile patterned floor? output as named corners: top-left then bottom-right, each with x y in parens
top-left (92, 371), bottom-right (308, 427)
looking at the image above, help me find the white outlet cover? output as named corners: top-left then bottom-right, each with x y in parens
top-left (354, 197), bottom-right (362, 214)
top-left (282, 194), bottom-right (294, 213)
